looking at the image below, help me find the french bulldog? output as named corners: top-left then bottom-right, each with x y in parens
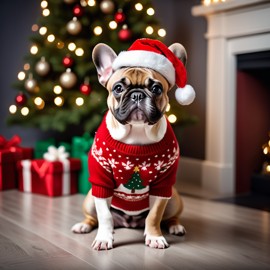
top-left (72, 39), bottom-right (195, 250)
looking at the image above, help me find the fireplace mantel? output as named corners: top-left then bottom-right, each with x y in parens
top-left (191, 0), bottom-right (270, 196)
top-left (192, 0), bottom-right (269, 16)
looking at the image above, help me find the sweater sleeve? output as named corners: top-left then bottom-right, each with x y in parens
top-left (88, 150), bottom-right (115, 198)
top-left (149, 157), bottom-right (179, 198)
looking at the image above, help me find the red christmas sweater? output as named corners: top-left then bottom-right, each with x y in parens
top-left (88, 114), bottom-right (180, 215)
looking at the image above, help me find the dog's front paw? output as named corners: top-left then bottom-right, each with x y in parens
top-left (92, 230), bottom-right (114, 250)
top-left (71, 222), bottom-right (93, 233)
top-left (145, 235), bottom-right (169, 249)
top-left (169, 224), bottom-right (186, 236)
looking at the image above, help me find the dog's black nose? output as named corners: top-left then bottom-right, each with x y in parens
top-left (131, 92), bottom-right (146, 103)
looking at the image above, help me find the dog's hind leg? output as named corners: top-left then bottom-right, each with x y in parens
top-left (162, 187), bottom-right (186, 236)
top-left (71, 189), bottom-right (98, 233)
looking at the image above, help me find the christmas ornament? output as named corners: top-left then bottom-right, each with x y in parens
top-left (67, 17), bottom-right (82, 35)
top-left (64, 0), bottom-right (76, 4)
top-left (114, 10), bottom-right (126, 23)
top-left (80, 81), bottom-right (91, 95)
top-left (118, 25), bottom-right (132, 41)
top-left (62, 55), bottom-right (74, 68)
top-left (59, 68), bottom-right (77, 88)
top-left (35, 57), bottom-right (50, 76)
top-left (100, 0), bottom-right (114, 14)
top-left (73, 4), bottom-right (84, 17)
top-left (24, 74), bottom-right (38, 93)
top-left (15, 93), bottom-right (27, 106)
top-left (80, 0), bottom-right (88, 7)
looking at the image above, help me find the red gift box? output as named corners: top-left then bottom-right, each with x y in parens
top-left (17, 158), bottom-right (81, 197)
top-left (0, 135), bottom-right (33, 190)
top-left (0, 151), bottom-right (17, 190)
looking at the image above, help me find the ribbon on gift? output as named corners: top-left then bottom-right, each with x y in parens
top-left (21, 146), bottom-right (71, 195)
top-left (21, 160), bottom-right (32, 193)
top-left (43, 145), bottom-right (69, 161)
top-left (44, 146), bottom-right (70, 195)
top-left (0, 135), bottom-right (21, 150)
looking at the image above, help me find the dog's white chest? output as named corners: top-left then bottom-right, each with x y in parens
top-left (106, 111), bottom-right (167, 145)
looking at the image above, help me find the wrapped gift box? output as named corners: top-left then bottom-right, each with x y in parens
top-left (17, 158), bottom-right (81, 197)
top-left (71, 134), bottom-right (93, 159)
top-left (34, 138), bottom-right (55, 158)
top-left (35, 139), bottom-right (71, 159)
top-left (0, 135), bottom-right (33, 190)
top-left (0, 151), bottom-right (17, 190)
top-left (77, 154), bottom-right (91, 195)
top-left (71, 134), bottom-right (93, 194)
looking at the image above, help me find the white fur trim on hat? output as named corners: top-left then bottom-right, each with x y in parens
top-left (112, 50), bottom-right (175, 85)
top-left (175, 85), bottom-right (195, 105)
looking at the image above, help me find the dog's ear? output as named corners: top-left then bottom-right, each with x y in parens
top-left (168, 43), bottom-right (187, 66)
top-left (92, 43), bottom-right (117, 86)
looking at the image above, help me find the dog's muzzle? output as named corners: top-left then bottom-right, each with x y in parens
top-left (114, 89), bottom-right (162, 125)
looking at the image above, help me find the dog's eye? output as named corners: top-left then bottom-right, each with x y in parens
top-left (151, 84), bottom-right (163, 95)
top-left (112, 84), bottom-right (124, 94)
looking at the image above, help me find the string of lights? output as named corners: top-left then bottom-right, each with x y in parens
top-left (9, 0), bottom-right (167, 119)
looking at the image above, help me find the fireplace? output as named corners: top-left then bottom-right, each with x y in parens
top-left (192, 0), bottom-right (270, 196)
top-left (236, 51), bottom-right (270, 194)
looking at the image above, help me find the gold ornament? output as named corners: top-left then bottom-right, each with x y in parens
top-left (24, 74), bottom-right (38, 93)
top-left (64, 0), bottom-right (76, 4)
top-left (35, 57), bottom-right (50, 76)
top-left (262, 161), bottom-right (270, 175)
top-left (59, 68), bottom-right (77, 88)
top-left (67, 17), bottom-right (82, 35)
top-left (100, 0), bottom-right (114, 14)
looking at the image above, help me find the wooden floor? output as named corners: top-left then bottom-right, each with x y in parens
top-left (0, 190), bottom-right (269, 270)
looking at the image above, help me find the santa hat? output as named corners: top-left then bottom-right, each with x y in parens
top-left (112, 38), bottom-right (195, 105)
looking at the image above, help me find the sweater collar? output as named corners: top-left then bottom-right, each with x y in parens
top-left (97, 111), bottom-right (177, 156)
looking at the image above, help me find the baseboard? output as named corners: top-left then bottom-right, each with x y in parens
top-left (202, 160), bottom-right (235, 196)
top-left (176, 157), bottom-right (203, 187)
top-left (176, 157), bottom-right (232, 199)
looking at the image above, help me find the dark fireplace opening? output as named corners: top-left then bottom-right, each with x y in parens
top-left (236, 51), bottom-right (270, 195)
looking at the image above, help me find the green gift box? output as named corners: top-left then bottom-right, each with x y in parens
top-left (71, 133), bottom-right (93, 158)
top-left (35, 139), bottom-right (71, 159)
top-left (78, 154), bottom-right (91, 195)
top-left (35, 138), bottom-right (56, 158)
top-left (59, 142), bottom-right (71, 154)
top-left (71, 133), bottom-right (93, 194)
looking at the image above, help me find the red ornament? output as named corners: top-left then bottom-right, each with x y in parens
top-left (118, 28), bottom-right (132, 41)
top-left (114, 10), bottom-right (126, 23)
top-left (73, 4), bottom-right (83, 17)
top-left (15, 93), bottom-right (27, 106)
top-left (62, 56), bottom-right (74, 68)
top-left (80, 83), bottom-right (91, 95)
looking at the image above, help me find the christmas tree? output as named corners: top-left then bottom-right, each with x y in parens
top-left (7, 0), bottom-right (198, 135)
top-left (7, 0), bottom-right (167, 133)
top-left (124, 166), bottom-right (145, 193)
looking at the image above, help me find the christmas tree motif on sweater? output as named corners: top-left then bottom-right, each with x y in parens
top-left (124, 166), bottom-right (145, 193)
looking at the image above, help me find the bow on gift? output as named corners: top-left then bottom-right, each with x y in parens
top-left (0, 135), bottom-right (21, 150)
top-left (43, 146), bottom-right (69, 162)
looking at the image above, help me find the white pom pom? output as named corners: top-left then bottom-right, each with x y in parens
top-left (175, 85), bottom-right (195, 105)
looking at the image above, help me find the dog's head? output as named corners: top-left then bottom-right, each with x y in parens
top-left (106, 67), bottom-right (170, 125)
top-left (92, 39), bottom-right (193, 125)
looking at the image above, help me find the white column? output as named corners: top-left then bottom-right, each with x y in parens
top-left (202, 19), bottom-right (235, 195)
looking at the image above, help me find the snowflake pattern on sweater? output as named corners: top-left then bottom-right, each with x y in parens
top-left (88, 113), bottom-right (180, 215)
